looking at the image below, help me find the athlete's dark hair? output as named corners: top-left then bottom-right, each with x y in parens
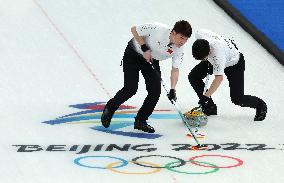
top-left (172, 20), bottom-right (192, 38)
top-left (192, 39), bottom-right (210, 60)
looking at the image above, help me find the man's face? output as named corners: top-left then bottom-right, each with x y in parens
top-left (172, 31), bottom-right (188, 48)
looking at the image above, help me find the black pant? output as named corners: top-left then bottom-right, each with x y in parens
top-left (108, 40), bottom-right (161, 120)
top-left (188, 54), bottom-right (262, 109)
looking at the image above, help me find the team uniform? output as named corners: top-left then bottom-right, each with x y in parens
top-left (132, 23), bottom-right (184, 69)
top-left (102, 22), bottom-right (186, 131)
top-left (188, 29), bottom-right (267, 119)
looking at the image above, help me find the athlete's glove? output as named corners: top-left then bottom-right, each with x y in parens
top-left (167, 89), bottom-right (177, 103)
top-left (198, 95), bottom-right (211, 107)
top-left (141, 44), bottom-right (150, 52)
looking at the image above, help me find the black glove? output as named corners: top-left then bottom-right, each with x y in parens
top-left (198, 95), bottom-right (211, 107)
top-left (167, 89), bottom-right (177, 102)
top-left (141, 44), bottom-right (150, 52)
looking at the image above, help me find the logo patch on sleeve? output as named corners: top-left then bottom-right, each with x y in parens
top-left (167, 49), bottom-right (173, 54)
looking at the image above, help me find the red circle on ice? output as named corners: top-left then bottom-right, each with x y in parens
top-left (189, 154), bottom-right (243, 168)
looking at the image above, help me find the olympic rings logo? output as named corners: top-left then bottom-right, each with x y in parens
top-left (74, 154), bottom-right (243, 175)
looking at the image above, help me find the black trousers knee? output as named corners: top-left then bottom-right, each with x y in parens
top-left (109, 40), bottom-right (161, 120)
top-left (188, 54), bottom-right (262, 109)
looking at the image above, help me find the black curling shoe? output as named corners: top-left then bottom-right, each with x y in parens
top-left (101, 101), bottom-right (116, 128)
top-left (134, 118), bottom-right (155, 133)
top-left (254, 101), bottom-right (267, 121)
